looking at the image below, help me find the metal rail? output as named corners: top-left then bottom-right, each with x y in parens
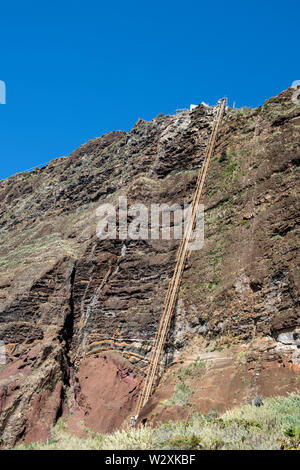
top-left (134, 99), bottom-right (226, 419)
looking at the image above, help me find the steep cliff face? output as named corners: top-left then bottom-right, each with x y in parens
top-left (0, 89), bottom-right (299, 446)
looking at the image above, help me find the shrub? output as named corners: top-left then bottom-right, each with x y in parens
top-left (15, 394), bottom-right (300, 451)
top-left (163, 383), bottom-right (195, 407)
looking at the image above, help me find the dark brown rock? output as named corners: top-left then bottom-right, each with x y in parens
top-left (0, 89), bottom-right (299, 446)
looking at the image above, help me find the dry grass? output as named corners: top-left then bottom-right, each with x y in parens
top-left (15, 394), bottom-right (300, 450)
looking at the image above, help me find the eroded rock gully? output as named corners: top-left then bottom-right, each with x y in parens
top-left (0, 89), bottom-right (299, 446)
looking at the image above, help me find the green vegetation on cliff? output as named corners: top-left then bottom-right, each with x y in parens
top-left (16, 394), bottom-right (300, 450)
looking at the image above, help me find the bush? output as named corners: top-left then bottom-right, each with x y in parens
top-left (15, 394), bottom-right (300, 451)
top-left (163, 383), bottom-right (195, 407)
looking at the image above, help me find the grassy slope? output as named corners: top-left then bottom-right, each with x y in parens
top-left (16, 394), bottom-right (300, 450)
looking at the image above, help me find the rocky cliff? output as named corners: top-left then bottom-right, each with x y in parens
top-left (0, 88), bottom-right (299, 447)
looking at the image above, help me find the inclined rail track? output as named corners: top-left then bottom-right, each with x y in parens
top-left (134, 99), bottom-right (226, 419)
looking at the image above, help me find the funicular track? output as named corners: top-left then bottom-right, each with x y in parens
top-left (134, 99), bottom-right (227, 420)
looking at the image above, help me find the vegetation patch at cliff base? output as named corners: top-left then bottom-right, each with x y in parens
top-left (15, 394), bottom-right (300, 450)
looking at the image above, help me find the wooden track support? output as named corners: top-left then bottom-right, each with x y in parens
top-left (134, 99), bottom-right (227, 420)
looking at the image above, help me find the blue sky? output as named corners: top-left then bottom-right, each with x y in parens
top-left (0, 0), bottom-right (299, 180)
